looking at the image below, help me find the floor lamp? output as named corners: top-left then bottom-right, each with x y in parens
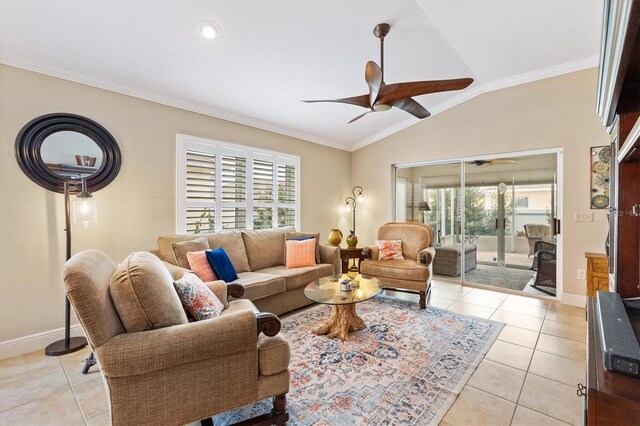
top-left (45, 177), bottom-right (97, 356)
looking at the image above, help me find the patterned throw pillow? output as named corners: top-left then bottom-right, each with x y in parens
top-left (285, 238), bottom-right (317, 269)
top-left (186, 250), bottom-right (218, 282)
top-left (173, 273), bottom-right (225, 321)
top-left (377, 240), bottom-right (404, 260)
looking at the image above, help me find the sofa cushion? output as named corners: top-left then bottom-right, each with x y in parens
top-left (233, 272), bottom-right (286, 300)
top-left (360, 259), bottom-right (429, 282)
top-left (110, 252), bottom-right (188, 333)
top-left (171, 237), bottom-right (209, 269)
top-left (158, 231), bottom-right (250, 273)
top-left (258, 335), bottom-right (290, 376)
top-left (206, 230), bottom-right (251, 273)
top-left (241, 227), bottom-right (292, 271)
top-left (285, 231), bottom-right (321, 264)
top-left (258, 264), bottom-right (334, 290)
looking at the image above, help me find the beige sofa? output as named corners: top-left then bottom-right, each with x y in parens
top-left (155, 226), bottom-right (341, 315)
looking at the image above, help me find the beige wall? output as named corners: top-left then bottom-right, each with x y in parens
top-left (0, 65), bottom-right (351, 342)
top-left (351, 68), bottom-right (610, 303)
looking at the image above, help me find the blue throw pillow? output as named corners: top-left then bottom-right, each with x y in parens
top-left (205, 248), bottom-right (238, 283)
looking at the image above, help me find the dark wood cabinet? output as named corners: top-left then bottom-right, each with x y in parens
top-left (598, 0), bottom-right (640, 299)
top-left (589, 2), bottom-right (640, 425)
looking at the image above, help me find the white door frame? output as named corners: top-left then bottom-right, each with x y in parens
top-left (394, 148), bottom-right (564, 301)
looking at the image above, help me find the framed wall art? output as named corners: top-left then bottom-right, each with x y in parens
top-left (590, 145), bottom-right (610, 209)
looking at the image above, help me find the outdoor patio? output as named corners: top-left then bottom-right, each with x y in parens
top-left (476, 250), bottom-right (534, 268)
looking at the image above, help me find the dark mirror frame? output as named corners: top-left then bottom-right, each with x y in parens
top-left (15, 113), bottom-right (121, 194)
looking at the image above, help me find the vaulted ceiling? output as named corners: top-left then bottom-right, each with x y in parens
top-left (0, 1), bottom-right (603, 151)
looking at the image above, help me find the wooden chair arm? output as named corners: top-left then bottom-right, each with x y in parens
top-left (227, 283), bottom-right (244, 298)
top-left (256, 312), bottom-right (281, 337)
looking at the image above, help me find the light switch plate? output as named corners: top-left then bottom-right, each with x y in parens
top-left (575, 212), bottom-right (594, 222)
top-left (577, 269), bottom-right (586, 280)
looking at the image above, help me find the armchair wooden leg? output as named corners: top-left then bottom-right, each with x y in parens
top-left (272, 393), bottom-right (288, 425)
top-left (419, 291), bottom-right (426, 309)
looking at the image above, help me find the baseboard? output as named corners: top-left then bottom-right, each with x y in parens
top-left (561, 293), bottom-right (587, 307)
top-left (0, 325), bottom-right (86, 360)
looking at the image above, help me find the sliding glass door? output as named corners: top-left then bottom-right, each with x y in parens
top-left (395, 151), bottom-right (561, 297)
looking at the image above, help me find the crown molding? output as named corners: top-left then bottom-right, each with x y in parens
top-left (0, 54), bottom-right (352, 152)
top-left (2, 54), bottom-right (598, 153)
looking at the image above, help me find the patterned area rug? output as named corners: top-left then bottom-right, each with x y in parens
top-left (215, 295), bottom-right (504, 426)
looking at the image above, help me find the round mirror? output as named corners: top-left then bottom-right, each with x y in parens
top-left (15, 113), bottom-right (121, 193)
top-left (40, 131), bottom-right (104, 180)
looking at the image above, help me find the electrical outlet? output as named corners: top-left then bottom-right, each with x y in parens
top-left (577, 269), bottom-right (586, 280)
top-left (574, 212), bottom-right (594, 222)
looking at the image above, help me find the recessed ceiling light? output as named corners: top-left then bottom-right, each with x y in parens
top-left (198, 21), bottom-right (219, 39)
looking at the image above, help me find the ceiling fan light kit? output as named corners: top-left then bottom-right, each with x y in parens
top-left (303, 23), bottom-right (474, 124)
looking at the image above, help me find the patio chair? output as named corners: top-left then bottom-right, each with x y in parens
top-left (524, 224), bottom-right (552, 256)
top-left (530, 241), bottom-right (556, 295)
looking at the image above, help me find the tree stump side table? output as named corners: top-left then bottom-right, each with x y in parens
top-left (303, 274), bottom-right (382, 341)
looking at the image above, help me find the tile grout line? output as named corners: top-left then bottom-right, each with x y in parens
top-left (58, 356), bottom-right (90, 425)
top-left (508, 303), bottom-right (547, 425)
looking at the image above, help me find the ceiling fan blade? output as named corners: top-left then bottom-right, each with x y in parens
top-left (302, 94), bottom-right (370, 109)
top-left (365, 61), bottom-right (383, 107)
top-left (377, 78), bottom-right (474, 105)
top-left (348, 110), bottom-right (374, 124)
top-left (389, 98), bottom-right (431, 119)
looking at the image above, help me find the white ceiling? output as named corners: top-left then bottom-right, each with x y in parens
top-left (0, 1), bottom-right (603, 151)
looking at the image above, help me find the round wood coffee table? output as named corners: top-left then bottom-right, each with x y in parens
top-left (304, 274), bottom-right (382, 340)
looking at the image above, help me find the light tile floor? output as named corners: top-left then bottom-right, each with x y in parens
top-left (0, 280), bottom-right (586, 425)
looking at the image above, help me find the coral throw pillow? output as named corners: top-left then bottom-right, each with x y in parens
top-left (186, 250), bottom-right (218, 282)
top-left (377, 240), bottom-right (404, 260)
top-left (173, 273), bottom-right (225, 321)
top-left (285, 238), bottom-right (316, 269)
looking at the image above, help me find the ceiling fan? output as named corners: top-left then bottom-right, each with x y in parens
top-left (302, 23), bottom-right (474, 124)
top-left (470, 159), bottom-right (518, 167)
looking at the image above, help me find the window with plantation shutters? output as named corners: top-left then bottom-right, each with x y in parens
top-left (177, 134), bottom-right (299, 233)
top-left (278, 164), bottom-right (296, 227)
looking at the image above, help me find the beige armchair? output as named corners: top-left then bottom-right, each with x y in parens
top-left (360, 222), bottom-right (435, 309)
top-left (64, 250), bottom-right (290, 425)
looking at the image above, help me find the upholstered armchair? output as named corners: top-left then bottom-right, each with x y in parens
top-left (360, 222), bottom-right (435, 309)
top-left (64, 250), bottom-right (290, 426)
top-left (531, 240), bottom-right (557, 295)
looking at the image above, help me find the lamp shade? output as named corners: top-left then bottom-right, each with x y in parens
top-left (72, 196), bottom-right (97, 229)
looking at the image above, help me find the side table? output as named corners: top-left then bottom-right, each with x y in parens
top-left (340, 247), bottom-right (364, 274)
top-left (585, 252), bottom-right (608, 297)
